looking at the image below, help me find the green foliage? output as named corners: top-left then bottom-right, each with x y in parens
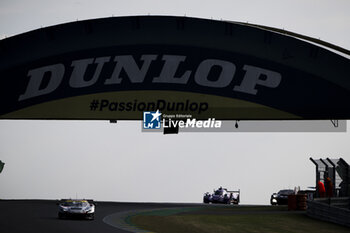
top-left (0, 160), bottom-right (4, 173)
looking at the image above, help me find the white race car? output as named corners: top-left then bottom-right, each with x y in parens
top-left (203, 187), bottom-right (240, 204)
top-left (58, 199), bottom-right (95, 220)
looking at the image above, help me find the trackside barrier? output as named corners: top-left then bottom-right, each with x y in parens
top-left (288, 194), bottom-right (307, 211)
top-left (307, 198), bottom-right (350, 227)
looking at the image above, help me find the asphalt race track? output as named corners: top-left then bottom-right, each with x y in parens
top-left (0, 200), bottom-right (203, 233)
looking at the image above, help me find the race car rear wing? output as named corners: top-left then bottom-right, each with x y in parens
top-left (227, 189), bottom-right (240, 194)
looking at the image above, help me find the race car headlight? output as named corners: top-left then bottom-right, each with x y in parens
top-left (60, 206), bottom-right (68, 211)
top-left (85, 206), bottom-right (94, 213)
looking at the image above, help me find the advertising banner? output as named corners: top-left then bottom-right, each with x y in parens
top-left (1, 16), bottom-right (349, 120)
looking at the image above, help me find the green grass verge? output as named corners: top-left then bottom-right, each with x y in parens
top-left (131, 206), bottom-right (350, 233)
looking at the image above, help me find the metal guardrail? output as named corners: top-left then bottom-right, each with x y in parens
top-left (307, 198), bottom-right (350, 227)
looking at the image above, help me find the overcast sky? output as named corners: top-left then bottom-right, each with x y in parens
top-left (0, 0), bottom-right (350, 204)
